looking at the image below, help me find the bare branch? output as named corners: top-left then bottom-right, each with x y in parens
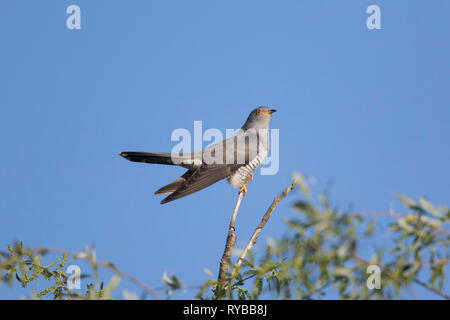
top-left (234, 179), bottom-right (297, 270)
top-left (213, 174), bottom-right (253, 299)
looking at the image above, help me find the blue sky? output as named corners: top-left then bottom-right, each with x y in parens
top-left (1, 1), bottom-right (449, 299)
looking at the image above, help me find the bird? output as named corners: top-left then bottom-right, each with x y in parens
top-left (119, 106), bottom-right (276, 204)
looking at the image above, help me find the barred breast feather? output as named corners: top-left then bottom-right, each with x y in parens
top-left (227, 140), bottom-right (268, 188)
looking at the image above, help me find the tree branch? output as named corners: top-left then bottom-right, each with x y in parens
top-left (213, 177), bottom-right (298, 299)
top-left (234, 179), bottom-right (297, 270)
top-left (213, 174), bottom-right (252, 299)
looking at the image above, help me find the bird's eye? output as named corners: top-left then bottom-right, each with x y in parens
top-left (256, 109), bottom-right (262, 115)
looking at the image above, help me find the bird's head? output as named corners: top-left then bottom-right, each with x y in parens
top-left (242, 106), bottom-right (277, 130)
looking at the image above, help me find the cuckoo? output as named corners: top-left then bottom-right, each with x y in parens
top-left (119, 106), bottom-right (276, 204)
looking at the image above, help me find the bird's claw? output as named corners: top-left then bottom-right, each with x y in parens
top-left (239, 184), bottom-right (248, 196)
top-left (249, 172), bottom-right (254, 181)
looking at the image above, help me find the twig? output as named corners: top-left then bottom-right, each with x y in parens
top-left (234, 179), bottom-right (297, 270)
top-left (213, 174), bottom-right (252, 299)
top-left (350, 211), bottom-right (405, 219)
top-left (213, 177), bottom-right (298, 299)
top-left (411, 278), bottom-right (450, 300)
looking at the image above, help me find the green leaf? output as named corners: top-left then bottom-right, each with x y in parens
top-left (37, 285), bottom-right (57, 297)
top-left (254, 277), bottom-right (263, 296)
top-left (247, 250), bottom-right (255, 267)
top-left (15, 273), bottom-right (25, 287)
top-left (240, 258), bottom-right (254, 268)
top-left (243, 269), bottom-right (258, 276)
top-left (45, 257), bottom-right (60, 269)
top-left (104, 274), bottom-right (121, 297)
top-left (122, 290), bottom-right (139, 300)
top-left (365, 219), bottom-right (375, 236)
top-left (7, 244), bottom-right (15, 255)
top-left (396, 194), bottom-right (418, 209)
top-left (237, 287), bottom-right (252, 300)
top-left (203, 268), bottom-right (214, 278)
top-left (419, 198), bottom-right (444, 218)
top-left (161, 272), bottom-right (182, 290)
top-left (294, 173), bottom-right (311, 199)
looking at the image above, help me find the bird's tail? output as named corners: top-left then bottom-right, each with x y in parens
top-left (119, 152), bottom-right (179, 165)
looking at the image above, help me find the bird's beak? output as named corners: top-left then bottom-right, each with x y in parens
top-left (269, 109), bottom-right (277, 114)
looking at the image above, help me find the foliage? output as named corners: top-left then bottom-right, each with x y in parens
top-left (1, 174), bottom-right (449, 299)
top-left (0, 243), bottom-right (119, 299)
top-left (197, 174), bottom-right (449, 300)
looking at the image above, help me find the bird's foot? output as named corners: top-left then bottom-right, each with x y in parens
top-left (249, 172), bottom-right (253, 181)
top-left (239, 184), bottom-right (248, 196)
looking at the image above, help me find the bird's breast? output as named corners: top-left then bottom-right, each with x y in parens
top-left (227, 142), bottom-right (268, 188)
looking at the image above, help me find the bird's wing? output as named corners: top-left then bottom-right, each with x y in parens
top-left (201, 130), bottom-right (261, 166)
top-left (160, 164), bottom-right (239, 204)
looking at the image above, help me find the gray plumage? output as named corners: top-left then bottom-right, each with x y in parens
top-left (119, 106), bottom-right (276, 204)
